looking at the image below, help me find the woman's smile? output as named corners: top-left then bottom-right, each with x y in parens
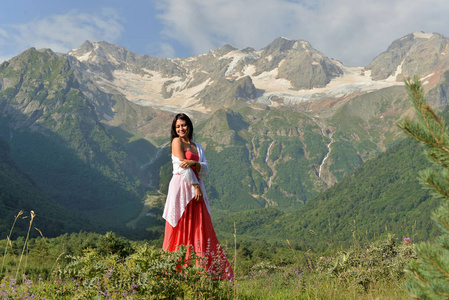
top-left (175, 119), bottom-right (188, 139)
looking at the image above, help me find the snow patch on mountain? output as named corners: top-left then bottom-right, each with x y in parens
top-left (251, 67), bottom-right (293, 90)
top-left (76, 50), bottom-right (93, 62)
top-left (252, 63), bottom-right (403, 105)
top-left (414, 32), bottom-right (433, 39)
top-left (69, 36), bottom-right (438, 112)
top-left (386, 59), bottom-right (404, 82)
top-left (70, 42), bottom-right (122, 66)
top-left (421, 73), bottom-right (435, 85)
top-left (158, 78), bottom-right (211, 110)
top-left (222, 50), bottom-right (258, 76)
top-left (111, 70), bottom-right (168, 105)
top-left (105, 68), bottom-right (211, 112)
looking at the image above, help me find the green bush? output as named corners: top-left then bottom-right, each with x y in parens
top-left (1, 243), bottom-right (233, 299)
top-left (317, 234), bottom-right (415, 291)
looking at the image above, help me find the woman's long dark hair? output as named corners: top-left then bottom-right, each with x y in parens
top-left (170, 113), bottom-right (194, 144)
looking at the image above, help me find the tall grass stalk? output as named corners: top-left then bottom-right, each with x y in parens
top-left (1, 210), bottom-right (23, 276)
top-left (15, 210), bottom-right (35, 279)
top-left (34, 227), bottom-right (46, 241)
top-left (286, 239), bottom-right (301, 264)
top-left (51, 252), bottom-right (65, 275)
top-left (233, 221), bottom-right (237, 300)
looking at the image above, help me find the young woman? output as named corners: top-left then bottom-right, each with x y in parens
top-left (162, 113), bottom-right (233, 279)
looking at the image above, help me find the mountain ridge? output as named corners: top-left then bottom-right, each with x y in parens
top-left (64, 32), bottom-right (448, 117)
top-left (1, 32), bottom-right (449, 238)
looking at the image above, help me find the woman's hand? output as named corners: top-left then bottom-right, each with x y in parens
top-left (193, 184), bottom-right (203, 202)
top-left (180, 159), bottom-right (196, 169)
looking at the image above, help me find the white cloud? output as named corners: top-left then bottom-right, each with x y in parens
top-left (158, 43), bottom-right (176, 58)
top-left (156, 0), bottom-right (449, 66)
top-left (0, 8), bottom-right (124, 61)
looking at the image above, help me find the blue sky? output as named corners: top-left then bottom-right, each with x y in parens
top-left (1, 0), bottom-right (449, 66)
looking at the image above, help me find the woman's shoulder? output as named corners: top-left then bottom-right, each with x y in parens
top-left (171, 137), bottom-right (184, 155)
top-left (172, 137), bottom-right (182, 146)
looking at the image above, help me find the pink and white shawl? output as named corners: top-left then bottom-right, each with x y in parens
top-left (162, 142), bottom-right (210, 227)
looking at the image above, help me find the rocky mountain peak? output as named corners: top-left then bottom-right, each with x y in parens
top-left (71, 40), bottom-right (95, 55)
top-left (216, 44), bottom-right (238, 56)
top-left (68, 40), bottom-right (133, 66)
top-left (241, 47), bottom-right (256, 53)
top-left (367, 32), bottom-right (449, 84)
top-left (56, 32), bottom-right (449, 116)
top-left (263, 37), bottom-right (298, 54)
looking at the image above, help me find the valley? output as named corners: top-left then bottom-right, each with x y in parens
top-left (0, 31), bottom-right (448, 247)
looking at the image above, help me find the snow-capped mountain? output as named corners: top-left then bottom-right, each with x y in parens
top-left (65, 32), bottom-right (449, 117)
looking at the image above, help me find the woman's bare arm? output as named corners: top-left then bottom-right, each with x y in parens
top-left (171, 137), bottom-right (185, 159)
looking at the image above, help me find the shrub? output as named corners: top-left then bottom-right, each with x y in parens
top-left (317, 234), bottom-right (416, 291)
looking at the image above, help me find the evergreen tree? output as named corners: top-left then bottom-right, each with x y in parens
top-left (399, 76), bottom-right (449, 298)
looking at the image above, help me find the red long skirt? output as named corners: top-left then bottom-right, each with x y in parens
top-left (163, 197), bottom-right (233, 280)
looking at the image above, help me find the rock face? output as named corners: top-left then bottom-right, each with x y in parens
top-left (367, 32), bottom-right (449, 83)
top-left (198, 76), bottom-right (257, 108)
top-left (256, 38), bottom-right (344, 89)
top-left (0, 48), bottom-right (97, 132)
top-left (68, 34), bottom-right (449, 118)
top-left (66, 37), bottom-right (345, 114)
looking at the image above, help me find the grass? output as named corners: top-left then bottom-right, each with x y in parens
top-left (237, 272), bottom-right (408, 299)
top-left (0, 211), bottom-right (414, 299)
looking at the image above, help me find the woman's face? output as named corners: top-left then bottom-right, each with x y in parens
top-left (175, 118), bottom-right (189, 139)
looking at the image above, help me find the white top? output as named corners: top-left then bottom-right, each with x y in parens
top-left (162, 142), bottom-right (210, 227)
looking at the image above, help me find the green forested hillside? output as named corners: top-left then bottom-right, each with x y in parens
top-left (191, 99), bottom-right (410, 216)
top-left (193, 107), bottom-right (331, 216)
top-left (214, 138), bottom-right (439, 251)
top-left (0, 48), bottom-right (146, 232)
top-left (0, 136), bottom-right (91, 239)
top-left (325, 86), bottom-right (409, 181)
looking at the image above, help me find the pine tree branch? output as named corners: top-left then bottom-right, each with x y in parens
top-left (408, 262), bottom-right (428, 284)
top-left (402, 76), bottom-right (449, 297)
top-left (423, 104), bottom-right (447, 144)
top-left (420, 105), bottom-right (437, 143)
top-left (425, 178), bottom-right (449, 198)
top-left (402, 126), bottom-right (440, 148)
top-left (437, 215), bottom-right (449, 231)
top-left (429, 152), bottom-right (449, 169)
top-left (405, 77), bottom-right (449, 154)
top-left (417, 101), bottom-right (449, 154)
top-left (436, 291), bottom-right (449, 296)
top-left (429, 255), bottom-right (449, 280)
top-left (440, 244), bottom-right (449, 251)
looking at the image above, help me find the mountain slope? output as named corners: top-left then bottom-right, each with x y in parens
top-left (183, 81), bottom-right (414, 211)
top-left (214, 138), bottom-right (439, 251)
top-left (0, 136), bottom-right (91, 238)
top-left (0, 48), bottom-right (146, 229)
top-left (1, 32), bottom-right (449, 238)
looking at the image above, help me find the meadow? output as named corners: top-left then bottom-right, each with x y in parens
top-left (0, 210), bottom-right (415, 299)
